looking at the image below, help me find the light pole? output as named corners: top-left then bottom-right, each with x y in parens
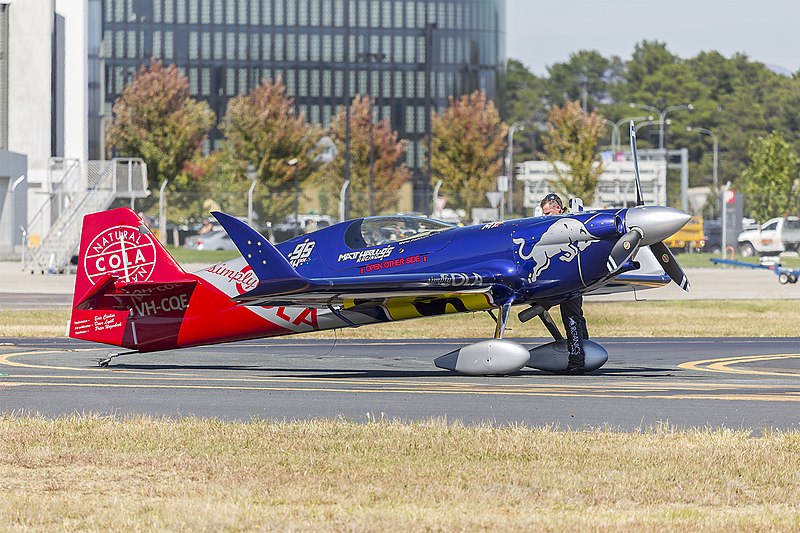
top-left (613, 115), bottom-right (651, 153)
top-left (287, 158), bottom-right (299, 237)
top-left (357, 51), bottom-right (386, 216)
top-left (630, 102), bottom-right (693, 150)
top-left (506, 121), bottom-right (524, 214)
top-left (686, 126), bottom-right (718, 191)
top-left (246, 163), bottom-right (257, 227)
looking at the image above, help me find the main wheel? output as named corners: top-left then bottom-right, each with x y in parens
top-left (739, 242), bottom-right (755, 258)
top-left (790, 274), bottom-right (799, 284)
top-left (779, 273), bottom-right (789, 284)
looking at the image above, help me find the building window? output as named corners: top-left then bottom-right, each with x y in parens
top-left (310, 34), bottom-right (320, 61)
top-left (201, 32), bottom-right (210, 59)
top-left (333, 0), bottom-right (343, 26)
top-left (152, 31), bottom-right (161, 58)
top-left (251, 34), bottom-right (259, 61)
top-left (214, 0), bottom-right (223, 23)
top-left (310, 70), bottom-right (320, 97)
top-left (358, 0), bottom-right (367, 27)
top-left (189, 67), bottom-right (198, 93)
top-left (322, 69), bottom-right (331, 97)
top-left (226, 33), bottom-right (235, 60)
top-left (298, 34), bottom-right (308, 61)
top-left (286, 33), bottom-right (296, 61)
top-left (333, 34), bottom-right (343, 62)
top-left (321, 0), bottom-right (331, 25)
top-left (177, 0), bottom-right (186, 23)
top-left (286, 0), bottom-right (296, 25)
top-left (381, 0), bottom-right (391, 28)
top-left (226, 68), bottom-right (235, 95)
top-left (214, 32), bottom-right (223, 59)
top-left (298, 69), bottom-right (308, 96)
top-left (201, 68), bottom-right (210, 95)
top-left (189, 32), bottom-right (198, 60)
top-left (201, 0), bottom-right (211, 23)
top-left (249, 0), bottom-right (259, 24)
top-left (275, 0), bottom-right (284, 25)
top-left (239, 67), bottom-right (247, 93)
top-left (164, 0), bottom-right (174, 23)
top-left (274, 33), bottom-right (284, 60)
top-left (238, 33), bottom-right (247, 60)
top-left (262, 34), bottom-right (272, 60)
top-left (226, 0), bottom-right (235, 24)
top-left (238, 0), bottom-right (247, 24)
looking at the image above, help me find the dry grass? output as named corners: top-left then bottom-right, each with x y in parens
top-left (3, 300), bottom-right (800, 339)
top-left (0, 415), bottom-right (798, 531)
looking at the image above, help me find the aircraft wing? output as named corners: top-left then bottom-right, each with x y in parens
top-left (212, 212), bottom-right (513, 308)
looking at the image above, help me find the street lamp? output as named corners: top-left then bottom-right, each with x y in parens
top-left (506, 121), bottom-right (525, 213)
top-left (357, 51), bottom-right (386, 216)
top-left (612, 115), bottom-right (651, 153)
top-left (686, 126), bottom-right (718, 191)
top-left (634, 118), bottom-right (669, 134)
top-left (287, 158), bottom-right (300, 237)
top-left (629, 102), bottom-right (693, 150)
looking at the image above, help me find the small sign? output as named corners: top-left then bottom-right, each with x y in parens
top-left (497, 175), bottom-right (508, 192)
top-left (486, 191), bottom-right (503, 208)
top-left (724, 189), bottom-right (736, 204)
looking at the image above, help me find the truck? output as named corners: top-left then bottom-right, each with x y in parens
top-left (664, 215), bottom-right (705, 252)
top-left (737, 216), bottom-right (800, 257)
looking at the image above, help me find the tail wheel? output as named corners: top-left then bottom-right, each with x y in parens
top-left (739, 242), bottom-right (755, 258)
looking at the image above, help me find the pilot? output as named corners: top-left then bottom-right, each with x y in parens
top-left (540, 193), bottom-right (588, 374)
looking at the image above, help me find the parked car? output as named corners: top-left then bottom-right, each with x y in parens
top-left (737, 216), bottom-right (800, 257)
top-left (183, 230), bottom-right (237, 251)
top-left (702, 218), bottom-right (722, 254)
top-left (272, 214), bottom-right (336, 242)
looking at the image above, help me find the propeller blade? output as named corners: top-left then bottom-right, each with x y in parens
top-left (629, 121), bottom-right (645, 206)
top-left (650, 241), bottom-right (691, 291)
top-left (607, 228), bottom-right (643, 274)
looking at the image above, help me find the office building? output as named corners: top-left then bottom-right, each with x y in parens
top-left (99, 0), bottom-right (506, 209)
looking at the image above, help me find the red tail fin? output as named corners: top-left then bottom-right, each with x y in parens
top-left (73, 207), bottom-right (186, 306)
top-left (70, 208), bottom-right (190, 349)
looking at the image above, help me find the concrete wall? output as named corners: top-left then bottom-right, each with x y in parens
top-left (0, 148), bottom-right (27, 258)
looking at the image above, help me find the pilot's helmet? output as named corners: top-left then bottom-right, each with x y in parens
top-left (540, 193), bottom-right (563, 209)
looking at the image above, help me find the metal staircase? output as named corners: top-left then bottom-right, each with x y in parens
top-left (25, 158), bottom-right (149, 274)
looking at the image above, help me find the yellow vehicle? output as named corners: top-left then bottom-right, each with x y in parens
top-left (664, 215), bottom-right (705, 252)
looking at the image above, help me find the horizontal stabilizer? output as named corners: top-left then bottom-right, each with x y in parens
top-left (212, 211), bottom-right (311, 295)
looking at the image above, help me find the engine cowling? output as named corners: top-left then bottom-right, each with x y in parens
top-left (526, 339), bottom-right (608, 373)
top-left (434, 339), bottom-right (531, 376)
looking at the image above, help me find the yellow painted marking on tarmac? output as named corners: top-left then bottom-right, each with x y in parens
top-left (0, 350), bottom-right (201, 377)
top-left (2, 380), bottom-right (800, 402)
top-left (679, 354), bottom-right (800, 377)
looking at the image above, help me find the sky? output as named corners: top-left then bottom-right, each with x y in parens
top-left (506, 0), bottom-right (800, 76)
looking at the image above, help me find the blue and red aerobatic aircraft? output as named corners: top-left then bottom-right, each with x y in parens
top-left (69, 125), bottom-right (691, 375)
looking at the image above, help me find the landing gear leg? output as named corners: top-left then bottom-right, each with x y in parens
top-left (97, 350), bottom-right (138, 367)
top-left (518, 304), bottom-right (564, 340)
top-left (493, 299), bottom-right (515, 339)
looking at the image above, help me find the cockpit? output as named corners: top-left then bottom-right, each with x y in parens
top-left (343, 216), bottom-right (454, 249)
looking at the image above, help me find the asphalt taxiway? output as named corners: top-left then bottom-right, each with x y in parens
top-left (1, 337), bottom-right (798, 431)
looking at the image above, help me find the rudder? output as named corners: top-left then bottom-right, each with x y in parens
top-left (70, 208), bottom-right (190, 349)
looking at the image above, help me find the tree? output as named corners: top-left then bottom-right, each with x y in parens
top-left (546, 50), bottom-right (622, 113)
top-left (219, 78), bottom-right (323, 221)
top-left (322, 95), bottom-right (411, 217)
top-left (740, 132), bottom-right (799, 222)
top-left (540, 101), bottom-right (606, 205)
top-left (106, 59), bottom-right (215, 219)
top-left (430, 91), bottom-right (507, 215)
top-left (503, 59), bottom-right (548, 161)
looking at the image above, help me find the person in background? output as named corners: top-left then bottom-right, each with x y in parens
top-left (539, 193), bottom-right (587, 374)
